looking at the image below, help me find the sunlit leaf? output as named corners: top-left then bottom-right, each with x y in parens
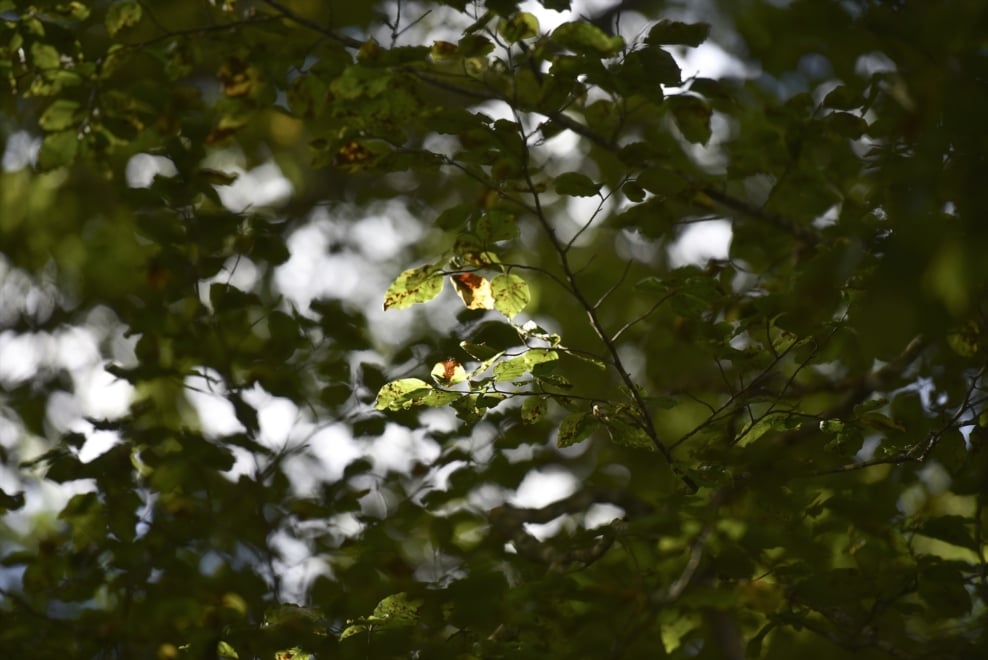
top-left (491, 273), bottom-right (530, 318)
top-left (374, 378), bottom-right (431, 409)
top-left (431, 358), bottom-right (467, 385)
top-left (452, 272), bottom-right (495, 310)
top-left (493, 349), bottom-right (558, 382)
top-left (384, 263), bottom-right (445, 310)
top-left (521, 397), bottom-right (547, 424)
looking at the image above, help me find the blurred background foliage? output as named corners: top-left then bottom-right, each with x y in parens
top-left (1, 0), bottom-right (987, 658)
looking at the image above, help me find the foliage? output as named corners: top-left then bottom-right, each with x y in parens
top-left (1, 0), bottom-right (987, 658)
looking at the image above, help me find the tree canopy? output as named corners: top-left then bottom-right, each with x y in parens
top-left (1, 0), bottom-right (987, 658)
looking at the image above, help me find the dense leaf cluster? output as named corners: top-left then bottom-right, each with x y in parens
top-left (1, 0), bottom-right (987, 658)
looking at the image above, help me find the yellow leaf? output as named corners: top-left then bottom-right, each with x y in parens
top-left (451, 273), bottom-right (494, 310)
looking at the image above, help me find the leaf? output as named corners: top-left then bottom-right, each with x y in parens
top-left (669, 95), bottom-right (712, 144)
top-left (493, 349), bottom-right (558, 382)
top-left (604, 421), bottom-right (654, 449)
top-left (622, 46), bottom-right (681, 88)
top-left (737, 415), bottom-right (800, 447)
top-left (558, 412), bottom-right (599, 447)
top-left (453, 234), bottom-right (501, 266)
top-left (826, 111), bottom-right (868, 139)
top-left (217, 641), bottom-right (239, 658)
top-left (859, 412), bottom-right (906, 433)
top-left (917, 563), bottom-right (971, 620)
top-left (39, 99), bottom-right (81, 131)
top-left (436, 204), bottom-right (474, 231)
top-left (499, 12), bottom-right (539, 42)
top-left (195, 168), bottom-right (239, 187)
top-left (431, 358), bottom-right (467, 385)
top-left (105, 0), bottom-right (142, 36)
top-left (637, 166), bottom-right (688, 196)
top-left (551, 22), bottom-right (625, 57)
top-left (372, 592), bottom-right (422, 623)
top-left (30, 43), bottom-right (60, 69)
top-left (0, 488), bottom-right (25, 512)
top-left (383, 263), bottom-right (445, 310)
top-left (491, 274), bottom-right (530, 318)
top-left (567, 351), bottom-right (607, 370)
top-left (374, 378), bottom-right (433, 410)
top-left (37, 129), bottom-right (79, 170)
top-left (646, 20), bottom-right (710, 47)
top-left (912, 516), bottom-right (977, 551)
top-left (452, 272), bottom-right (495, 310)
top-left (554, 171), bottom-right (602, 197)
top-left (476, 209), bottom-right (518, 242)
top-left (53, 2), bottom-right (91, 20)
top-left (460, 341), bottom-right (502, 360)
top-left (623, 181), bottom-right (646, 202)
top-left (521, 397), bottom-right (547, 424)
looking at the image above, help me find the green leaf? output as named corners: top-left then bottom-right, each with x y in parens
top-left (216, 640), bottom-right (239, 658)
top-left (825, 111), bottom-right (868, 139)
top-left (558, 412), bottom-right (599, 447)
top-left (499, 12), bottom-right (539, 42)
top-left (491, 273), bottom-right (530, 318)
top-left (623, 181), bottom-right (646, 202)
top-left (622, 46), bottom-right (681, 87)
top-left (30, 43), bottom-right (60, 70)
top-left (604, 421), bottom-right (654, 449)
top-left (39, 99), bottom-right (81, 131)
top-left (460, 341), bottom-right (503, 360)
top-left (37, 129), bottom-right (79, 170)
top-left (636, 166), bottom-right (688, 196)
top-left (912, 516), bottom-right (977, 552)
top-left (669, 95), bottom-right (712, 144)
top-left (551, 22), bottom-right (625, 57)
top-left (822, 84), bottom-right (863, 110)
top-left (372, 592), bottom-right (422, 623)
top-left (646, 20), bottom-right (710, 47)
top-left (493, 349), bottom-right (558, 382)
top-left (437, 204), bottom-right (474, 231)
top-left (737, 415), bottom-right (800, 447)
top-left (521, 397), bottom-right (547, 424)
top-left (0, 488), bottom-right (26, 512)
top-left (917, 563), bottom-right (971, 620)
top-left (105, 1), bottom-right (142, 36)
top-left (476, 209), bottom-right (518, 242)
top-left (374, 378), bottom-right (434, 410)
top-left (554, 171), bottom-right (602, 197)
top-left (59, 2), bottom-right (91, 20)
top-left (383, 262), bottom-right (445, 310)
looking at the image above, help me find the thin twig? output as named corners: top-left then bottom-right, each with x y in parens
top-left (261, 0), bottom-right (364, 48)
top-left (509, 107), bottom-right (696, 491)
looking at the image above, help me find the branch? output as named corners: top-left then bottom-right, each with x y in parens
top-left (261, 0), bottom-right (364, 48)
top-left (512, 109), bottom-right (696, 492)
top-left (652, 523), bottom-right (712, 605)
top-left (254, 2), bottom-right (817, 247)
top-left (808, 364), bottom-right (986, 477)
top-left (488, 487), bottom-right (650, 569)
